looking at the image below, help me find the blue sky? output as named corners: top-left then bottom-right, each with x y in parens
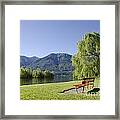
top-left (20, 20), bottom-right (100, 58)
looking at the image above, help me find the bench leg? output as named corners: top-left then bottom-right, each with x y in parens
top-left (76, 88), bottom-right (78, 93)
top-left (82, 86), bottom-right (84, 93)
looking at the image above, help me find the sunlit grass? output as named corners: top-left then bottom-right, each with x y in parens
top-left (20, 79), bottom-right (100, 100)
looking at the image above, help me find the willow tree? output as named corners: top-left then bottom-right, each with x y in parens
top-left (72, 32), bottom-right (100, 80)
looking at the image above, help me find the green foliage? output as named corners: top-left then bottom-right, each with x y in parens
top-left (32, 68), bottom-right (44, 78)
top-left (20, 67), bottom-right (32, 78)
top-left (44, 70), bottom-right (54, 79)
top-left (20, 67), bottom-right (54, 79)
top-left (72, 32), bottom-right (100, 79)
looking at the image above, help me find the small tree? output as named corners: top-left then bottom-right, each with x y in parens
top-left (32, 68), bottom-right (44, 78)
top-left (20, 67), bottom-right (26, 78)
top-left (36, 68), bottom-right (44, 78)
top-left (44, 70), bottom-right (54, 79)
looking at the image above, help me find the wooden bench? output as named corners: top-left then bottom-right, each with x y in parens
top-left (73, 77), bottom-right (95, 93)
top-left (60, 78), bottom-right (95, 94)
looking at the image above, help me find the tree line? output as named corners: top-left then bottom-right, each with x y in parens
top-left (72, 32), bottom-right (100, 80)
top-left (20, 67), bottom-right (54, 79)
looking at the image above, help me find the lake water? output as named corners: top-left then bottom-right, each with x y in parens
top-left (20, 74), bottom-right (73, 86)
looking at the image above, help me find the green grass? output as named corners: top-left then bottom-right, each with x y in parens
top-left (20, 79), bottom-right (100, 100)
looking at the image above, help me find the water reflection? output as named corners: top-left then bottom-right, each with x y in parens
top-left (20, 74), bottom-right (73, 86)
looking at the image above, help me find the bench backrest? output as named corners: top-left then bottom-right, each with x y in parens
top-left (82, 78), bottom-right (94, 84)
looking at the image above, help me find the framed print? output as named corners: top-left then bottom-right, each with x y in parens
top-left (0, 0), bottom-right (120, 119)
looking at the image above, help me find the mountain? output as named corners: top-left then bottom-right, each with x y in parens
top-left (20, 56), bottom-right (39, 67)
top-left (20, 53), bottom-right (73, 74)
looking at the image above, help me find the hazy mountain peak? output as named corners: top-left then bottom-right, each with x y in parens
top-left (20, 53), bottom-right (73, 74)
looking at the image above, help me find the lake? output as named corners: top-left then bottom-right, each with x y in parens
top-left (20, 74), bottom-right (73, 86)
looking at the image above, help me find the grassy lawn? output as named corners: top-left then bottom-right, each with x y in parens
top-left (20, 78), bottom-right (100, 100)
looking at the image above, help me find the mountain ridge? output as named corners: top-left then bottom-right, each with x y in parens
top-left (20, 53), bottom-right (73, 74)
